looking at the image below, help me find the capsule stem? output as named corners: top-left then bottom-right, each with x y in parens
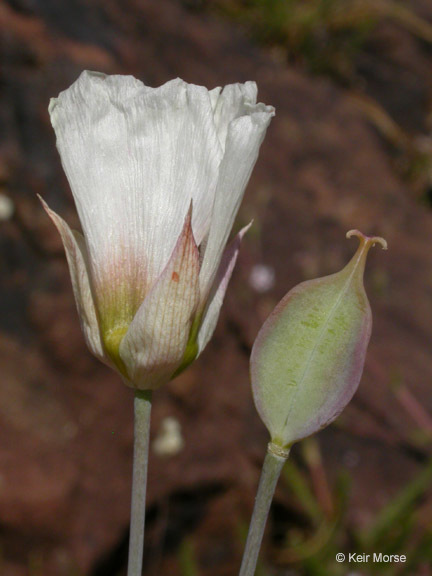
top-left (239, 446), bottom-right (288, 576)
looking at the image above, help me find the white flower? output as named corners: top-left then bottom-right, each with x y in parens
top-left (42, 71), bottom-right (274, 390)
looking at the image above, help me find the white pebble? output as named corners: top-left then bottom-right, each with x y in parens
top-left (153, 416), bottom-right (184, 457)
top-left (0, 193), bottom-right (14, 221)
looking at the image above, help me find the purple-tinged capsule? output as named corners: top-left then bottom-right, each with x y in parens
top-left (251, 230), bottom-right (387, 449)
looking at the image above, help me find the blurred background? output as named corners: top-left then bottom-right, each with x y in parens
top-left (1, 0), bottom-right (432, 574)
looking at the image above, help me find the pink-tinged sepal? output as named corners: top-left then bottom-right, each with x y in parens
top-left (38, 195), bottom-right (109, 366)
top-left (171, 222), bottom-right (251, 378)
top-left (119, 206), bottom-right (200, 390)
top-left (251, 230), bottom-right (387, 449)
top-left (197, 222), bottom-right (252, 354)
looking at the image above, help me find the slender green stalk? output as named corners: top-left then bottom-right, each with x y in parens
top-left (239, 442), bottom-right (289, 576)
top-left (127, 390), bottom-right (153, 576)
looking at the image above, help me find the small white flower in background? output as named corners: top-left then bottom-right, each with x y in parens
top-left (249, 263), bottom-right (275, 293)
top-left (42, 71), bottom-right (274, 390)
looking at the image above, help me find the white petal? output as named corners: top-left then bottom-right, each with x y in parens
top-left (39, 196), bottom-right (107, 364)
top-left (197, 223), bottom-right (251, 354)
top-left (209, 86), bottom-right (222, 110)
top-left (119, 207), bottom-right (200, 390)
top-left (200, 106), bottom-right (274, 298)
top-left (211, 81), bottom-right (259, 150)
top-left (50, 72), bottom-right (222, 327)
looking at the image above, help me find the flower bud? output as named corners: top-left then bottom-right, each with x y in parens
top-left (251, 230), bottom-right (387, 449)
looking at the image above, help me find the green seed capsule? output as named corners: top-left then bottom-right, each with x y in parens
top-left (251, 230), bottom-right (387, 449)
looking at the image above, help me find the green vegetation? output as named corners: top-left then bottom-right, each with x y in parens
top-left (204, 0), bottom-right (432, 82)
top-left (201, 0), bottom-right (432, 203)
top-left (179, 539), bottom-right (200, 576)
top-left (272, 439), bottom-right (432, 575)
top-left (211, 0), bottom-right (377, 81)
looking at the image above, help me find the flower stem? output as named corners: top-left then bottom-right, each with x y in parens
top-left (127, 389), bottom-right (153, 576)
top-left (239, 442), bottom-right (289, 576)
